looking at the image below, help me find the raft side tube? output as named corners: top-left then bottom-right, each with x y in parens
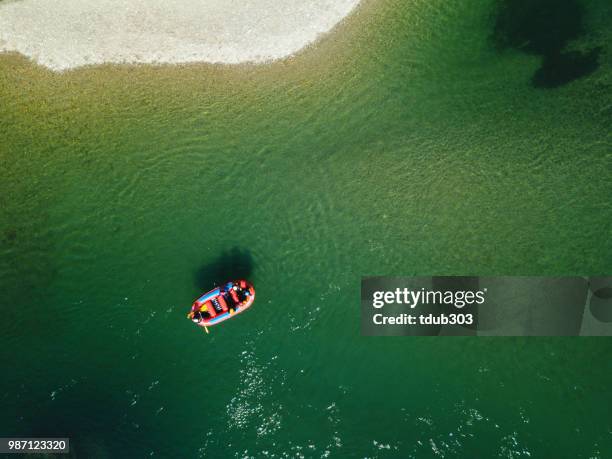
top-left (197, 288), bottom-right (220, 304)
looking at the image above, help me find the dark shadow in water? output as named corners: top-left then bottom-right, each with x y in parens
top-left (533, 48), bottom-right (601, 88)
top-left (492, 0), bottom-right (601, 88)
top-left (193, 247), bottom-right (254, 291)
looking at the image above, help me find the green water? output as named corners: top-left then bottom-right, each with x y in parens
top-left (1, 0), bottom-right (611, 457)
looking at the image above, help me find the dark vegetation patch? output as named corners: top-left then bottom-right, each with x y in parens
top-left (492, 0), bottom-right (601, 88)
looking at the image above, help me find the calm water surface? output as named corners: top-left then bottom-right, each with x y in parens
top-left (1, 0), bottom-right (611, 457)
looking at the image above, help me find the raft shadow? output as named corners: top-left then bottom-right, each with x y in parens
top-left (492, 0), bottom-right (601, 88)
top-left (193, 247), bottom-right (254, 291)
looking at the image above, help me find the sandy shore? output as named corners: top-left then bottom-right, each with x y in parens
top-left (0, 0), bottom-right (359, 71)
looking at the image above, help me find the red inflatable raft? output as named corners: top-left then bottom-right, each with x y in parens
top-left (188, 280), bottom-right (255, 327)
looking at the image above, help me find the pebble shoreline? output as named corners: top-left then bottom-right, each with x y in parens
top-left (0, 0), bottom-right (360, 71)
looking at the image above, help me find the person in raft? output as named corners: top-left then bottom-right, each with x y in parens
top-left (225, 284), bottom-right (244, 312)
top-left (235, 282), bottom-right (250, 302)
top-left (187, 308), bottom-right (204, 323)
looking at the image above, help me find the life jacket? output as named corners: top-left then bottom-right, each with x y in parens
top-left (218, 295), bottom-right (229, 312)
top-left (204, 301), bottom-right (217, 317)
